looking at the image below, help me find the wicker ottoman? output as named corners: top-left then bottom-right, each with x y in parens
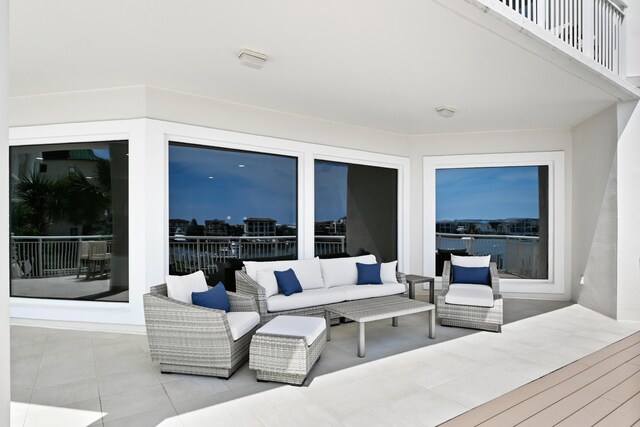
top-left (249, 315), bottom-right (326, 386)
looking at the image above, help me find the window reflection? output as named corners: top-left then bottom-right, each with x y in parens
top-left (10, 142), bottom-right (129, 301)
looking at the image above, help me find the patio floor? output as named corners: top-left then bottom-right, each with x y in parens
top-left (9, 298), bottom-right (640, 426)
top-left (442, 331), bottom-right (640, 426)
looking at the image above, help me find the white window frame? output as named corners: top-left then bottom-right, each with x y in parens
top-left (423, 151), bottom-right (565, 295)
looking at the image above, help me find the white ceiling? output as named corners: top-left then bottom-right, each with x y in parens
top-left (9, 0), bottom-right (625, 134)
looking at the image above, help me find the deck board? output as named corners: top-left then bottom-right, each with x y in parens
top-left (442, 332), bottom-right (640, 427)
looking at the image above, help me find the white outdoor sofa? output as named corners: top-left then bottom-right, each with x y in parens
top-left (235, 255), bottom-right (408, 324)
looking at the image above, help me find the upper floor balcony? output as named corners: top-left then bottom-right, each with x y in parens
top-left (496, 0), bottom-right (627, 75)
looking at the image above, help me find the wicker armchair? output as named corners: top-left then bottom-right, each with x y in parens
top-left (143, 284), bottom-right (259, 378)
top-left (437, 261), bottom-right (503, 332)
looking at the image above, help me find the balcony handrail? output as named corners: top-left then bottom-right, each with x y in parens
top-left (436, 232), bottom-right (539, 241)
top-left (11, 235), bottom-right (113, 240)
top-left (496, 0), bottom-right (626, 74)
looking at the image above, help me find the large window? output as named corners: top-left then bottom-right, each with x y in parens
top-left (10, 142), bottom-right (129, 302)
top-left (315, 160), bottom-right (398, 262)
top-left (168, 143), bottom-right (297, 288)
top-left (435, 166), bottom-right (549, 280)
top-left (425, 152), bottom-right (565, 294)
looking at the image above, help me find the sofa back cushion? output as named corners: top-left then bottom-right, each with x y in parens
top-left (165, 270), bottom-right (208, 304)
top-left (380, 260), bottom-right (399, 284)
top-left (320, 254), bottom-right (377, 288)
top-left (256, 270), bottom-right (280, 298)
top-left (244, 257), bottom-right (325, 292)
top-left (451, 254), bottom-right (490, 268)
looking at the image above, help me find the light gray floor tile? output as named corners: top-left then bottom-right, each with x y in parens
top-left (161, 375), bottom-right (230, 405)
top-left (389, 388), bottom-right (471, 427)
top-left (33, 360), bottom-right (97, 389)
top-left (31, 378), bottom-right (100, 407)
top-left (102, 404), bottom-right (182, 427)
top-left (97, 365), bottom-right (161, 398)
top-left (99, 384), bottom-right (172, 423)
top-left (23, 397), bottom-right (103, 427)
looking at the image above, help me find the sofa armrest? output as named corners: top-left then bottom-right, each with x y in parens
top-left (143, 292), bottom-right (234, 364)
top-left (490, 262), bottom-right (500, 295)
top-left (396, 271), bottom-right (408, 292)
top-left (227, 291), bottom-right (258, 313)
top-left (235, 270), bottom-right (269, 317)
top-left (442, 261), bottom-right (451, 294)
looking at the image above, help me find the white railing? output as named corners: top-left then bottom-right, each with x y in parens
top-left (169, 235), bottom-right (346, 275)
top-left (498, 0), bottom-right (626, 74)
top-left (437, 232), bottom-right (543, 279)
top-left (11, 235), bottom-right (112, 278)
top-left (11, 234), bottom-right (347, 278)
top-left (315, 236), bottom-right (347, 256)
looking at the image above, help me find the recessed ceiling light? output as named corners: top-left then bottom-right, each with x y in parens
top-left (238, 164), bottom-right (245, 168)
top-left (208, 176), bottom-right (214, 179)
top-left (238, 49), bottom-right (268, 69)
top-left (435, 105), bottom-right (456, 118)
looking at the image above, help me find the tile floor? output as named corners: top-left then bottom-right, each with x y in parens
top-left (10, 298), bottom-right (640, 427)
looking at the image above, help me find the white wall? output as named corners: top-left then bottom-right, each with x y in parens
top-left (10, 85), bottom-right (411, 157)
top-left (616, 101), bottom-right (640, 321)
top-left (571, 105), bottom-right (618, 317)
top-left (0, 0), bottom-right (10, 423)
top-left (626, 1), bottom-right (640, 83)
top-left (409, 128), bottom-right (573, 299)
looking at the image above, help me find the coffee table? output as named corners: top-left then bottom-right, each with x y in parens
top-left (324, 296), bottom-right (435, 357)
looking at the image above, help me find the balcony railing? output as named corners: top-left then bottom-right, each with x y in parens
top-left (169, 235), bottom-right (346, 275)
top-left (11, 235), bottom-right (347, 279)
top-left (437, 232), bottom-right (544, 279)
top-left (498, 0), bottom-right (626, 74)
top-left (11, 235), bottom-right (112, 278)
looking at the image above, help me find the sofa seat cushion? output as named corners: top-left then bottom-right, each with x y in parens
top-left (266, 288), bottom-right (346, 312)
top-left (256, 315), bottom-right (326, 345)
top-left (340, 283), bottom-right (406, 301)
top-left (244, 258), bottom-right (324, 292)
top-left (226, 311), bottom-right (260, 341)
top-left (445, 283), bottom-right (495, 308)
top-left (319, 254), bottom-right (377, 288)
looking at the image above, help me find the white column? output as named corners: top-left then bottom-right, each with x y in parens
top-left (0, 0), bottom-right (10, 423)
top-left (616, 101), bottom-right (640, 321)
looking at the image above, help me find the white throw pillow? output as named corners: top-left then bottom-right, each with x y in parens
top-left (165, 270), bottom-right (208, 304)
top-left (320, 254), bottom-right (377, 288)
top-left (256, 270), bottom-right (279, 298)
top-left (380, 260), bottom-right (399, 283)
top-left (450, 254), bottom-right (491, 268)
top-left (244, 258), bottom-right (324, 291)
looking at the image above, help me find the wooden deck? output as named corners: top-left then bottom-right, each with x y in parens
top-left (442, 331), bottom-right (640, 426)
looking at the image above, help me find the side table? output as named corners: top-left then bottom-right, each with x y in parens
top-left (405, 274), bottom-right (435, 303)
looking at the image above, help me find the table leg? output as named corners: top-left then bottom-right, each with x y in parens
top-left (409, 281), bottom-right (416, 300)
top-left (392, 316), bottom-right (398, 327)
top-left (428, 310), bottom-right (435, 339)
top-left (429, 278), bottom-right (435, 304)
top-left (358, 322), bottom-right (365, 357)
top-left (325, 310), bottom-right (331, 341)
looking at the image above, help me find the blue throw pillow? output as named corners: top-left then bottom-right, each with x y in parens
top-left (274, 269), bottom-right (303, 296)
top-left (191, 282), bottom-right (231, 312)
top-left (452, 265), bottom-right (491, 286)
top-left (356, 262), bottom-right (383, 285)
